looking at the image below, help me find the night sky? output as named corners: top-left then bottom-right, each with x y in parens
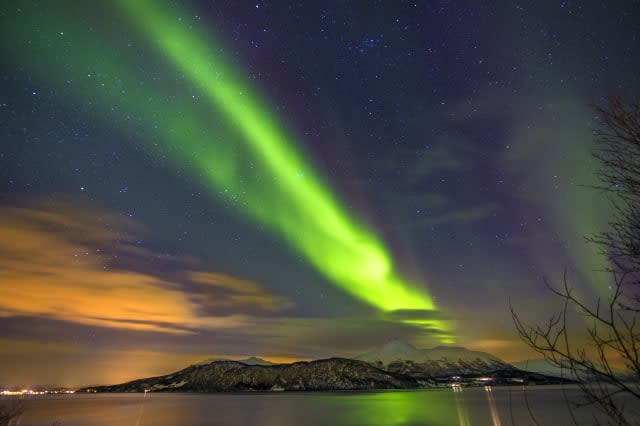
top-left (1, 0), bottom-right (639, 387)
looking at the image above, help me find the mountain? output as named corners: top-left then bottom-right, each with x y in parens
top-left (356, 340), bottom-right (504, 365)
top-left (355, 340), bottom-right (512, 377)
top-left (512, 358), bottom-right (631, 381)
top-left (512, 359), bottom-right (567, 377)
top-left (355, 340), bottom-right (423, 364)
top-left (78, 343), bottom-right (571, 393)
top-left (79, 358), bottom-right (420, 393)
top-left (194, 356), bottom-right (274, 367)
top-left (353, 341), bottom-right (572, 385)
top-left (237, 357), bottom-right (274, 366)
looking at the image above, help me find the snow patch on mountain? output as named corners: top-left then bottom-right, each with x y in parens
top-left (355, 340), bottom-right (506, 365)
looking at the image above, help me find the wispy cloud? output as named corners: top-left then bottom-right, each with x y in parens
top-left (190, 271), bottom-right (293, 313)
top-left (413, 202), bottom-right (498, 227)
top-left (0, 196), bottom-right (290, 334)
top-left (405, 140), bottom-right (467, 181)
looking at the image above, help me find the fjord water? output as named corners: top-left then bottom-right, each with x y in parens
top-left (13, 386), bottom-right (637, 425)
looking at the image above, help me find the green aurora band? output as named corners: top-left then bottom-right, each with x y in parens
top-left (1, 1), bottom-right (451, 341)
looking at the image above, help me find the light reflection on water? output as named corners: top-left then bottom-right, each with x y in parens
top-left (453, 391), bottom-right (470, 426)
top-left (483, 386), bottom-right (502, 426)
top-left (9, 385), bottom-right (638, 426)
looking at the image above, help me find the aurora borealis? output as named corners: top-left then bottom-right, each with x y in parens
top-left (1, 0), bottom-right (639, 386)
top-left (116, 0), bottom-right (443, 324)
top-left (3, 0), bottom-right (446, 333)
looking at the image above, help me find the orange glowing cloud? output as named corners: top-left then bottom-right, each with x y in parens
top-left (0, 196), bottom-right (290, 334)
top-left (190, 271), bottom-right (293, 312)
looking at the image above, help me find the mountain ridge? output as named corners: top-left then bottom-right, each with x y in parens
top-left (80, 358), bottom-right (421, 393)
top-left (194, 356), bottom-right (274, 366)
top-left (355, 340), bottom-right (510, 376)
top-left (79, 341), bottom-right (571, 393)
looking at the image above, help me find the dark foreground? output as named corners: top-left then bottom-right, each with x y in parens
top-left (9, 385), bottom-right (639, 425)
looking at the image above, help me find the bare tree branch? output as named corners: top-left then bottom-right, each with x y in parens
top-left (512, 97), bottom-right (640, 425)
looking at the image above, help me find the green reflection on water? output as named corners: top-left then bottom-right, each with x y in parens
top-left (325, 390), bottom-right (463, 426)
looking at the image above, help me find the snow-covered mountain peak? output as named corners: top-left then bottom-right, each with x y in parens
top-left (355, 340), bottom-right (421, 364)
top-left (431, 345), bottom-right (465, 351)
top-left (379, 340), bottom-right (418, 352)
top-left (355, 340), bottom-right (508, 367)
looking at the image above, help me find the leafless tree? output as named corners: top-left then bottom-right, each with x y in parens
top-left (511, 97), bottom-right (640, 425)
top-left (0, 400), bottom-right (24, 426)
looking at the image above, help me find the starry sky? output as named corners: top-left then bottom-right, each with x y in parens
top-left (1, 0), bottom-right (639, 387)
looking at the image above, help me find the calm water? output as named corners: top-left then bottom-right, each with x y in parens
top-left (7, 385), bottom-right (639, 425)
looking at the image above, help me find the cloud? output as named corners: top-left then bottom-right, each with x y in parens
top-left (233, 314), bottom-right (456, 358)
top-left (413, 202), bottom-right (498, 227)
top-left (190, 271), bottom-right (293, 314)
top-left (0, 196), bottom-right (289, 334)
top-left (383, 308), bottom-right (450, 321)
top-left (0, 336), bottom-right (213, 386)
top-left (404, 141), bottom-right (466, 182)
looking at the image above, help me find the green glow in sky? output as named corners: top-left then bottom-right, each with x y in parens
top-left (116, 0), bottom-right (446, 326)
top-left (505, 99), bottom-right (612, 300)
top-left (2, 1), bottom-right (450, 339)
